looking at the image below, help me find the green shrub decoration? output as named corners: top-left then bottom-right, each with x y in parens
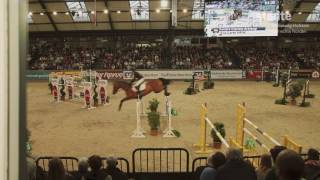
top-left (300, 101), bottom-right (311, 107)
top-left (244, 138), bottom-right (256, 150)
top-left (275, 98), bottom-right (288, 105)
top-left (147, 111), bottom-right (160, 130)
top-left (172, 130), bottom-right (181, 137)
top-left (148, 98), bottom-right (160, 112)
top-left (210, 122), bottom-right (226, 143)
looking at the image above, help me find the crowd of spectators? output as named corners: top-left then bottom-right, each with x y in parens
top-left (27, 155), bottom-right (127, 180)
top-left (235, 47), bottom-right (320, 70)
top-left (171, 46), bottom-right (233, 69)
top-left (28, 40), bottom-right (320, 71)
top-left (26, 147), bottom-right (320, 180)
top-left (198, 147), bottom-right (320, 180)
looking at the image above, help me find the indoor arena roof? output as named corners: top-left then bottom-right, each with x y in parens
top-left (28, 0), bottom-right (320, 32)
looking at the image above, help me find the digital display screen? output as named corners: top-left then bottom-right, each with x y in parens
top-left (204, 0), bottom-right (279, 37)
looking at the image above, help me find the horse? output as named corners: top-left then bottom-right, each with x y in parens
top-left (113, 78), bottom-right (170, 111)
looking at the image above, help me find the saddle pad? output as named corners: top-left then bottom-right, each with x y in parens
top-left (132, 83), bottom-right (146, 92)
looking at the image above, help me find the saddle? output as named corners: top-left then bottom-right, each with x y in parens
top-left (132, 81), bottom-right (146, 92)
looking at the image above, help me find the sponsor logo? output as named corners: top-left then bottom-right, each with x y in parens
top-left (123, 71), bottom-right (134, 80)
top-left (312, 71), bottom-right (320, 79)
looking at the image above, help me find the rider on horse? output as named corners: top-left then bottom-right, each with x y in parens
top-left (130, 69), bottom-right (145, 98)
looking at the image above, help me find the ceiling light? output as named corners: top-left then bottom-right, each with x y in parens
top-left (183, 9), bottom-right (188, 13)
top-left (298, 12), bottom-right (302, 15)
top-left (40, 12), bottom-right (44, 16)
top-left (91, 11), bottom-right (95, 15)
top-left (65, 12), bottom-right (69, 15)
top-left (285, 10), bottom-right (290, 14)
top-left (117, 10), bottom-right (121, 14)
top-left (161, 0), bottom-right (168, 7)
top-left (28, 12), bottom-right (33, 16)
top-left (53, 11), bottom-right (58, 15)
top-left (156, 9), bottom-right (160, 13)
top-left (104, 9), bottom-right (109, 14)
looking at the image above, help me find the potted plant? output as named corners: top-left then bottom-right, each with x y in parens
top-left (286, 82), bottom-right (303, 105)
top-left (210, 122), bottom-right (226, 149)
top-left (93, 84), bottom-right (99, 106)
top-left (147, 99), bottom-right (160, 136)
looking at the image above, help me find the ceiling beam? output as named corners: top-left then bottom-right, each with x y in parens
top-left (29, 20), bottom-right (204, 25)
top-left (29, 29), bottom-right (205, 37)
top-left (30, 0), bottom-right (168, 4)
top-left (104, 0), bottom-right (114, 30)
top-left (38, 0), bottom-right (58, 31)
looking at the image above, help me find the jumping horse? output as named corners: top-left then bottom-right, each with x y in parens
top-left (113, 78), bottom-right (170, 111)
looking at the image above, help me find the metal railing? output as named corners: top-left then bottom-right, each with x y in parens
top-left (36, 156), bottom-right (79, 172)
top-left (132, 148), bottom-right (190, 173)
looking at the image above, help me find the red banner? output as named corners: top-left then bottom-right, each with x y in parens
top-left (246, 70), bottom-right (262, 80)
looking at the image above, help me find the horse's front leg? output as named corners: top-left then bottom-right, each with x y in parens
top-left (118, 96), bottom-right (135, 111)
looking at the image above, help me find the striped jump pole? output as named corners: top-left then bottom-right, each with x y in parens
top-left (244, 118), bottom-right (281, 146)
top-left (233, 103), bottom-right (302, 154)
top-left (234, 103), bottom-right (280, 153)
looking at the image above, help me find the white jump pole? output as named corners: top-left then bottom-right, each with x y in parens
top-left (132, 99), bottom-right (145, 138)
top-left (163, 100), bottom-right (176, 138)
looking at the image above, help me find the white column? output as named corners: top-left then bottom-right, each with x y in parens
top-left (1, 0), bottom-right (28, 179)
top-left (0, 0), bottom-right (9, 178)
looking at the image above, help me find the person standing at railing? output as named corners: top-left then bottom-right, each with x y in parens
top-left (256, 154), bottom-right (272, 180)
top-left (200, 152), bottom-right (226, 180)
top-left (304, 149), bottom-right (320, 180)
top-left (215, 148), bottom-right (257, 180)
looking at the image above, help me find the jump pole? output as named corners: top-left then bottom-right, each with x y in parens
top-left (163, 98), bottom-right (176, 138)
top-left (132, 98), bottom-right (145, 138)
top-left (232, 103), bottom-right (302, 153)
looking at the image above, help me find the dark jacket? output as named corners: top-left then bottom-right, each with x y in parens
top-left (104, 167), bottom-right (128, 180)
top-left (86, 170), bottom-right (110, 180)
top-left (265, 167), bottom-right (278, 180)
top-left (304, 160), bottom-right (320, 180)
top-left (215, 159), bottom-right (257, 180)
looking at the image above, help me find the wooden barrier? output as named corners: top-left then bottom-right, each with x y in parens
top-left (231, 103), bottom-right (302, 154)
top-left (193, 104), bottom-right (230, 154)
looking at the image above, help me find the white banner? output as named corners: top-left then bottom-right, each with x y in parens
top-left (211, 70), bottom-right (243, 79)
top-left (131, 70), bottom-right (244, 80)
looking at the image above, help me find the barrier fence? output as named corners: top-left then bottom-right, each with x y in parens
top-left (193, 104), bottom-right (230, 154)
top-left (231, 103), bottom-right (303, 154)
top-left (35, 149), bottom-right (315, 180)
top-left (132, 148), bottom-right (189, 173)
top-left (36, 156), bottom-right (129, 173)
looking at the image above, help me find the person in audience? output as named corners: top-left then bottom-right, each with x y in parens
top-left (276, 149), bottom-right (305, 180)
top-left (87, 155), bottom-right (111, 180)
top-left (26, 156), bottom-right (36, 180)
top-left (256, 154), bottom-right (272, 180)
top-left (200, 152), bottom-right (226, 180)
top-left (47, 158), bottom-right (75, 180)
top-left (215, 148), bottom-right (257, 180)
top-left (104, 156), bottom-right (128, 180)
top-left (74, 157), bottom-right (89, 180)
top-left (265, 146), bottom-right (287, 180)
top-left (304, 149), bottom-right (320, 180)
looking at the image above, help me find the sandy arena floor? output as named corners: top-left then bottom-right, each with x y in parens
top-left (27, 81), bottom-right (320, 160)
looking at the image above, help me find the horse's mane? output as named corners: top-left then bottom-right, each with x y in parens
top-left (114, 81), bottom-right (131, 90)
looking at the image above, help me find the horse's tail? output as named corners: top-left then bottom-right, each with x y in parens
top-left (159, 78), bottom-right (171, 96)
top-left (159, 78), bottom-right (170, 86)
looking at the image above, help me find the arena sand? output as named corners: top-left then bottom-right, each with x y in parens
top-left (27, 81), bottom-right (320, 161)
